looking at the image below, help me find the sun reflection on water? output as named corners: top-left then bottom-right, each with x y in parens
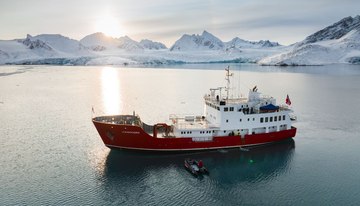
top-left (101, 67), bottom-right (122, 115)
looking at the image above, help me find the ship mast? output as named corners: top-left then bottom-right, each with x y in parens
top-left (225, 66), bottom-right (233, 100)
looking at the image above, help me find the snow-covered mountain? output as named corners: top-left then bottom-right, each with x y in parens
top-left (140, 39), bottom-right (167, 50)
top-left (80, 33), bottom-right (146, 51)
top-left (298, 16), bottom-right (360, 47)
top-left (170, 30), bottom-right (225, 51)
top-left (225, 37), bottom-right (281, 49)
top-left (80, 32), bottom-right (119, 50)
top-left (117, 36), bottom-right (144, 51)
top-left (2, 16), bottom-right (360, 66)
top-left (80, 33), bottom-right (168, 51)
top-left (30, 34), bottom-right (88, 54)
top-left (0, 34), bottom-right (67, 64)
top-left (259, 15), bottom-right (360, 65)
top-left (21, 35), bottom-right (53, 51)
top-left (0, 39), bottom-right (43, 64)
top-left (170, 30), bottom-right (281, 53)
top-left (0, 31), bottom-right (291, 65)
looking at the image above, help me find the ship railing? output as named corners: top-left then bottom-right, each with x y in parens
top-left (174, 123), bottom-right (214, 130)
top-left (169, 114), bottom-right (205, 123)
top-left (225, 98), bottom-right (248, 103)
top-left (94, 114), bottom-right (142, 126)
top-left (174, 122), bottom-right (220, 130)
top-left (204, 97), bottom-right (248, 104)
top-left (279, 105), bottom-right (293, 111)
top-left (262, 95), bottom-right (271, 99)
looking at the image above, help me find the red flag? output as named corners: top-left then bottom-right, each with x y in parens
top-left (286, 95), bottom-right (291, 105)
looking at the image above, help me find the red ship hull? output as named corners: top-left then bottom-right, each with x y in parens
top-left (93, 119), bottom-right (297, 151)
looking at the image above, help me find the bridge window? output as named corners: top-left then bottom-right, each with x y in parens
top-left (270, 117), bottom-right (273, 122)
top-left (283, 115), bottom-right (286, 120)
top-left (265, 117), bottom-right (268, 122)
top-left (260, 117), bottom-right (264, 123)
top-left (224, 107), bottom-right (228, 112)
top-left (230, 107), bottom-right (234, 111)
top-left (274, 116), bottom-right (277, 121)
top-left (279, 116), bottom-right (281, 121)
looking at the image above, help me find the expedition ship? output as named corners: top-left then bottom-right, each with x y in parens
top-left (92, 67), bottom-right (297, 151)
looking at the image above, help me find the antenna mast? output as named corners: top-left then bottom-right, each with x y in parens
top-left (225, 66), bottom-right (233, 100)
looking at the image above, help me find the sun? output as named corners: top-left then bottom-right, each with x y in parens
top-left (95, 15), bottom-right (125, 38)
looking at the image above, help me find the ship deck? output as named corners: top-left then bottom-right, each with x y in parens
top-left (175, 120), bottom-right (215, 130)
top-left (169, 114), bottom-right (219, 130)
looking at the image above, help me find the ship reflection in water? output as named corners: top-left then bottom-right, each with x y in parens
top-left (96, 139), bottom-right (295, 204)
top-left (101, 67), bottom-right (122, 115)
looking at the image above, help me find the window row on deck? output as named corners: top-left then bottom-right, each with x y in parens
top-left (206, 102), bottom-right (252, 112)
top-left (260, 115), bottom-right (286, 123)
top-left (180, 130), bottom-right (215, 135)
top-left (224, 115), bottom-right (286, 124)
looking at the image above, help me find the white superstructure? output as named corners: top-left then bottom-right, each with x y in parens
top-left (170, 67), bottom-right (294, 139)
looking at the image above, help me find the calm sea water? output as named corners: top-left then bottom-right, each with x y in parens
top-left (1, 64), bottom-right (360, 205)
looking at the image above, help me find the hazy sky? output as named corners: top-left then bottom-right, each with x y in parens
top-left (0, 0), bottom-right (359, 46)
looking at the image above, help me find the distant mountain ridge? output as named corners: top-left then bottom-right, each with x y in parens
top-left (226, 37), bottom-right (280, 49)
top-left (140, 39), bottom-right (167, 50)
top-left (79, 32), bottom-right (166, 51)
top-left (80, 32), bottom-right (119, 49)
top-left (170, 30), bottom-right (281, 51)
top-left (1, 15), bottom-right (360, 65)
top-left (170, 31), bottom-right (225, 51)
